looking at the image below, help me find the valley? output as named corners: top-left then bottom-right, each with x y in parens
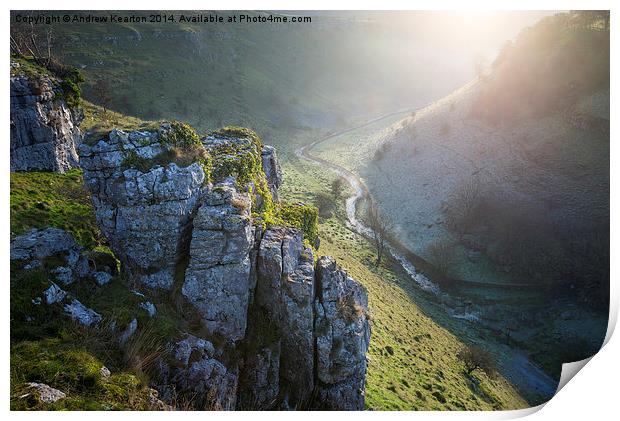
top-left (290, 109), bottom-right (558, 406)
top-left (9, 9), bottom-right (609, 412)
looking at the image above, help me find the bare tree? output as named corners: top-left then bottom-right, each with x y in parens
top-left (457, 345), bottom-right (496, 379)
top-left (93, 79), bottom-right (113, 117)
top-left (11, 24), bottom-right (53, 67)
top-left (366, 200), bottom-right (393, 265)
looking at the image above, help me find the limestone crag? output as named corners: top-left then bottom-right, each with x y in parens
top-left (79, 128), bottom-right (207, 290)
top-left (75, 127), bottom-right (371, 410)
top-left (10, 71), bottom-right (81, 172)
top-left (314, 256), bottom-right (371, 410)
top-left (182, 183), bottom-right (254, 342)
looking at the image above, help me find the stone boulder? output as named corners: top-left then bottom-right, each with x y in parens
top-left (10, 227), bottom-right (90, 284)
top-left (26, 383), bottom-right (66, 404)
top-left (10, 73), bottom-right (81, 172)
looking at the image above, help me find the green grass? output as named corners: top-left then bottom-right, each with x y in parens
top-left (9, 258), bottom-right (166, 410)
top-left (10, 169), bottom-right (102, 249)
top-left (279, 158), bottom-right (527, 410)
top-left (10, 339), bottom-right (156, 410)
top-left (81, 101), bottom-right (159, 144)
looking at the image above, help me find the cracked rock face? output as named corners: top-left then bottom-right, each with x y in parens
top-left (10, 74), bottom-right (81, 172)
top-left (182, 183), bottom-right (254, 342)
top-left (255, 226), bottom-right (315, 407)
top-left (76, 128), bottom-right (371, 410)
top-left (79, 129), bottom-right (207, 290)
top-left (239, 227), bottom-right (370, 410)
top-left (155, 334), bottom-right (238, 410)
top-left (314, 256), bottom-right (371, 410)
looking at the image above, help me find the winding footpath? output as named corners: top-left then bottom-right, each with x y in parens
top-left (296, 112), bottom-right (440, 294)
top-left (295, 111), bottom-right (558, 404)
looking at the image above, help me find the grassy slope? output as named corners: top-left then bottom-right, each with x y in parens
top-left (309, 45), bottom-right (608, 389)
top-left (10, 169), bottom-right (102, 249)
top-left (280, 158), bottom-right (527, 410)
top-left (42, 12), bottom-right (378, 140)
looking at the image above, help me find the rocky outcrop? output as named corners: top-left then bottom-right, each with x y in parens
top-left (182, 184), bottom-right (254, 342)
top-left (314, 256), bottom-right (371, 410)
top-left (11, 228), bottom-right (105, 327)
top-left (79, 129), bottom-right (207, 290)
top-left (10, 72), bottom-right (81, 172)
top-left (261, 145), bottom-right (282, 201)
top-left (75, 127), bottom-right (371, 410)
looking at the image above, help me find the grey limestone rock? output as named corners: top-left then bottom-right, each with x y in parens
top-left (182, 184), bottom-right (254, 342)
top-left (26, 383), bottom-right (66, 404)
top-left (63, 299), bottom-right (102, 327)
top-left (44, 283), bottom-right (67, 305)
top-left (10, 74), bottom-right (81, 172)
top-left (314, 256), bottom-right (371, 410)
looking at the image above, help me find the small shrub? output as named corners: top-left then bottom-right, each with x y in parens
top-left (337, 292), bottom-right (365, 324)
top-left (330, 177), bottom-right (346, 200)
top-left (315, 191), bottom-right (336, 218)
top-left (159, 121), bottom-right (201, 148)
top-left (59, 68), bottom-right (85, 109)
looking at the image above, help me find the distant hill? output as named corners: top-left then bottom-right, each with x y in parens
top-left (361, 11), bottom-right (609, 309)
top-left (10, 10), bottom-right (544, 152)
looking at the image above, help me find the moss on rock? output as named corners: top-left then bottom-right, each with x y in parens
top-left (276, 202), bottom-right (319, 246)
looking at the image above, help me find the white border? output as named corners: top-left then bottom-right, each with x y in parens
top-left (3, 1), bottom-right (617, 420)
